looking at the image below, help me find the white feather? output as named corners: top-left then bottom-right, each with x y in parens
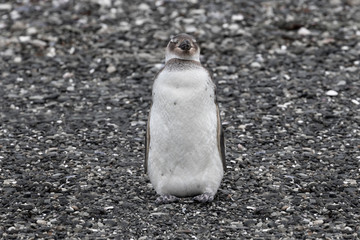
top-left (148, 67), bottom-right (223, 197)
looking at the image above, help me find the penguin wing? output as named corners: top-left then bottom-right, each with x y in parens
top-left (144, 107), bottom-right (151, 174)
top-left (216, 103), bottom-right (226, 171)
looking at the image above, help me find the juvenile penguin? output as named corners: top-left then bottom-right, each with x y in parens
top-left (145, 33), bottom-right (225, 204)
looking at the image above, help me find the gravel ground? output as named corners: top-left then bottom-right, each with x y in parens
top-left (0, 0), bottom-right (360, 239)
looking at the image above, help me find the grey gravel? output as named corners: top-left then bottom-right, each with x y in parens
top-left (0, 0), bottom-right (359, 239)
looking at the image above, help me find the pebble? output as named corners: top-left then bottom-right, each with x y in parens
top-left (184, 25), bottom-right (197, 33)
top-left (0, 3), bottom-right (12, 10)
top-left (36, 220), bottom-right (48, 226)
top-left (343, 179), bottom-right (357, 186)
top-left (14, 56), bottom-right (22, 63)
top-left (63, 72), bottom-right (74, 79)
top-left (97, 0), bottom-right (112, 7)
top-left (26, 27), bottom-right (38, 35)
top-left (231, 14), bottom-right (244, 21)
top-left (67, 85), bottom-right (75, 91)
top-left (330, 0), bottom-right (342, 5)
top-left (107, 65), bottom-right (117, 74)
top-left (19, 36), bottom-right (31, 42)
top-left (69, 47), bottom-right (75, 54)
top-left (138, 3), bottom-right (150, 11)
top-left (351, 99), bottom-right (359, 105)
top-left (325, 90), bottom-right (338, 96)
top-left (250, 62), bottom-right (261, 68)
top-left (46, 47), bottom-right (56, 57)
top-left (298, 27), bottom-right (311, 35)
top-left (153, 31), bottom-right (169, 41)
top-left (10, 10), bottom-right (21, 20)
top-left (150, 212), bottom-right (169, 216)
top-left (347, 0), bottom-right (360, 6)
top-left (337, 80), bottom-right (346, 86)
top-left (30, 39), bottom-right (47, 48)
top-left (3, 179), bottom-right (17, 186)
top-left (313, 220), bottom-right (324, 226)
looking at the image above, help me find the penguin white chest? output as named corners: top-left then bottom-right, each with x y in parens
top-left (148, 68), bottom-right (223, 197)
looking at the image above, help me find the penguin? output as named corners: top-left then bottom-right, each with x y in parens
top-left (145, 33), bottom-right (225, 204)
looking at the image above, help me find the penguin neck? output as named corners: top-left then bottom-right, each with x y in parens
top-left (165, 52), bottom-right (200, 63)
top-left (163, 58), bottom-right (203, 71)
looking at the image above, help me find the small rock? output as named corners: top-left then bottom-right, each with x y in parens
top-left (36, 219), bottom-right (48, 226)
top-left (69, 47), bottom-right (75, 54)
top-left (7, 226), bottom-right (16, 232)
top-left (0, 3), bottom-right (12, 10)
top-left (351, 99), bottom-right (359, 105)
top-left (138, 3), bottom-right (150, 11)
top-left (67, 85), bottom-right (75, 91)
top-left (150, 212), bottom-right (168, 216)
top-left (298, 27), bottom-right (311, 35)
top-left (325, 90), bottom-right (338, 96)
top-left (237, 144), bottom-right (246, 151)
top-left (10, 10), bottom-right (20, 20)
top-left (14, 56), bottom-right (22, 63)
top-left (4, 179), bottom-right (17, 186)
top-left (246, 206), bottom-right (256, 210)
top-left (30, 39), bottom-right (47, 48)
top-left (250, 62), bottom-right (261, 68)
top-left (313, 219), bottom-right (324, 225)
top-left (344, 179), bottom-right (357, 186)
top-left (46, 47), bottom-right (56, 57)
top-left (63, 72), bottom-right (74, 79)
top-left (107, 65), bottom-right (117, 74)
top-left (345, 66), bottom-right (357, 72)
top-left (232, 14), bottom-right (244, 21)
top-left (275, 45), bottom-right (287, 54)
top-left (71, 205), bottom-right (79, 211)
top-left (19, 36), bottom-right (31, 42)
top-left (97, 0), bottom-right (111, 7)
top-left (330, 0), bottom-right (342, 5)
top-left (26, 27), bottom-right (38, 35)
top-left (0, 22), bottom-right (6, 29)
top-left (227, 23), bottom-right (240, 32)
top-left (29, 95), bottom-right (44, 101)
top-left (337, 80), bottom-right (346, 86)
top-left (153, 31), bottom-right (169, 41)
top-left (244, 219), bottom-right (257, 227)
top-left (347, 0), bottom-right (360, 6)
top-left (184, 25), bottom-right (197, 33)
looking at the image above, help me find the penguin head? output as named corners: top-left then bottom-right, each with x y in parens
top-left (165, 33), bottom-right (200, 63)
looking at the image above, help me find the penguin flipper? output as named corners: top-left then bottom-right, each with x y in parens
top-left (216, 104), bottom-right (226, 172)
top-left (145, 107), bottom-right (151, 173)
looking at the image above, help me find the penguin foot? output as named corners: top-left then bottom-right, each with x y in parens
top-left (155, 195), bottom-right (179, 204)
top-left (193, 192), bottom-right (214, 203)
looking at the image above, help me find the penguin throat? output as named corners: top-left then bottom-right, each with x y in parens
top-left (165, 52), bottom-right (200, 63)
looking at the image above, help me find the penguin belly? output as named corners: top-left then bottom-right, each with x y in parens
top-left (148, 68), bottom-right (223, 197)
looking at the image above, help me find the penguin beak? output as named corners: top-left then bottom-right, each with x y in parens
top-left (178, 39), bottom-right (191, 51)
